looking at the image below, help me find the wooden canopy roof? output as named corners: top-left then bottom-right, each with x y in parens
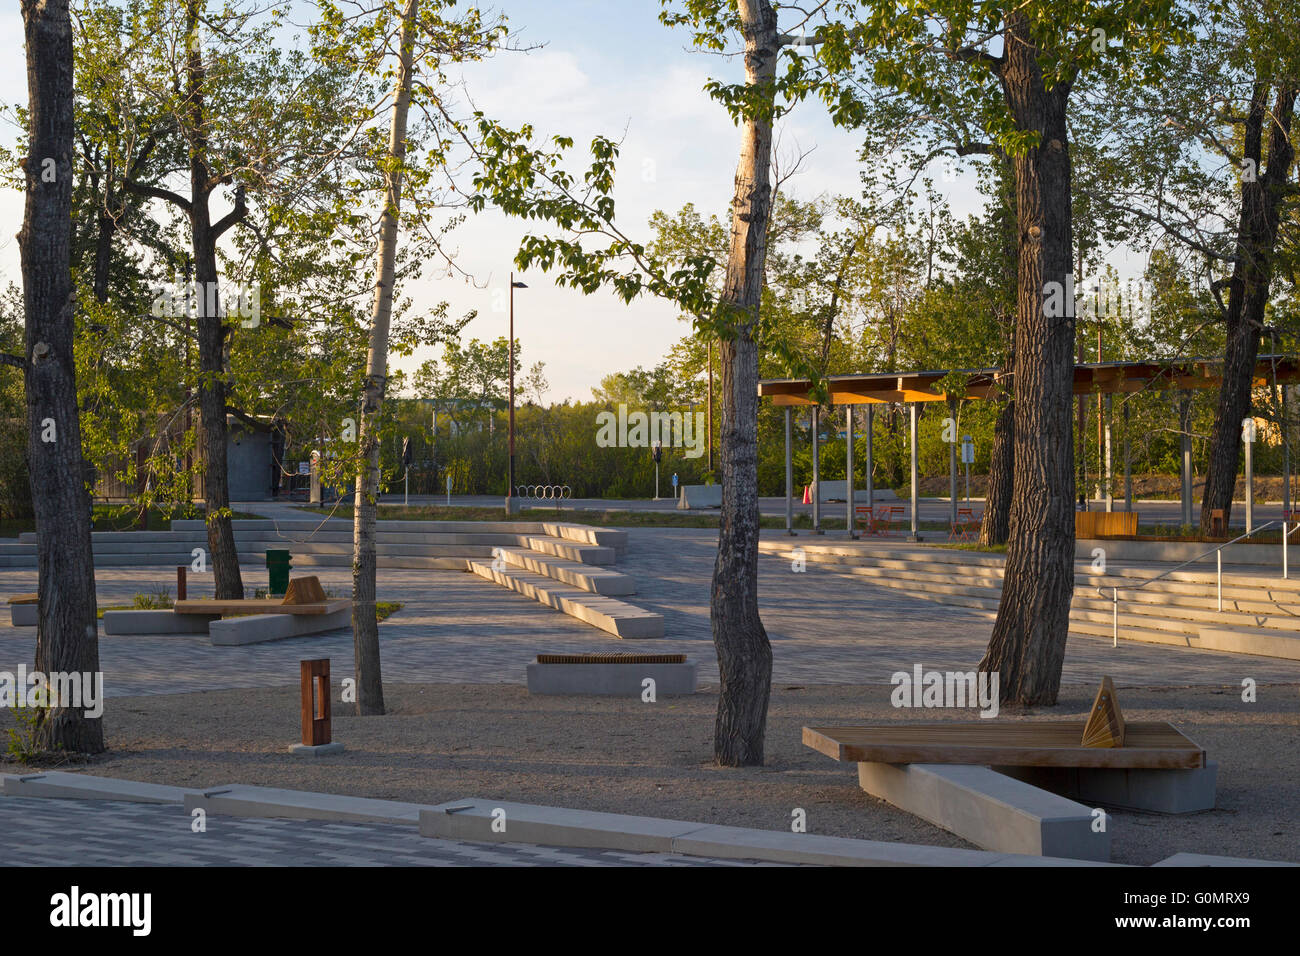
top-left (758, 356), bottom-right (1300, 406)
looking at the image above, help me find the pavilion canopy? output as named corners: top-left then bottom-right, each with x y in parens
top-left (758, 356), bottom-right (1300, 406)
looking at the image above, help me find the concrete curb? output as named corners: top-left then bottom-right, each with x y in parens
top-left (1153, 852), bottom-right (1299, 867)
top-left (417, 798), bottom-right (1121, 867)
top-left (182, 784), bottom-right (424, 825)
top-left (1, 770), bottom-right (201, 804)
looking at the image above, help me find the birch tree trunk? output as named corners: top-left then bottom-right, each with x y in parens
top-left (20, 0), bottom-right (104, 754)
top-left (711, 0), bottom-right (776, 766)
top-left (979, 12), bottom-right (1076, 705)
top-left (351, 0), bottom-right (419, 716)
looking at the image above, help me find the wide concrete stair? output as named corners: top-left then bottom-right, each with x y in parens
top-left (464, 526), bottom-right (665, 639)
top-left (759, 539), bottom-right (1300, 660)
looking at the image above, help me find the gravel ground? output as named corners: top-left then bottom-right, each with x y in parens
top-left (3, 680), bottom-right (1295, 866)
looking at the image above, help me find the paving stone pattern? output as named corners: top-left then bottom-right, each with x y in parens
top-left (2, 526), bottom-right (1298, 699)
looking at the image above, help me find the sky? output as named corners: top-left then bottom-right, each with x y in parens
top-left (0, 1), bottom-right (990, 403)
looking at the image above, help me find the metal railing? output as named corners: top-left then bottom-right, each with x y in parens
top-left (1095, 519), bottom-right (1299, 647)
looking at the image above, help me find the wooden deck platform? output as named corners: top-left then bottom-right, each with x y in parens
top-left (173, 599), bottom-right (350, 617)
top-left (803, 721), bottom-right (1206, 770)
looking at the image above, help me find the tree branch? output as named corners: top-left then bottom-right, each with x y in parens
top-left (125, 178), bottom-right (191, 211)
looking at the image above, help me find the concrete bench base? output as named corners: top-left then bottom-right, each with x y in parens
top-left (103, 609), bottom-right (213, 635)
top-left (9, 603), bottom-right (37, 627)
top-left (995, 762), bottom-right (1217, 814)
top-left (526, 661), bottom-right (696, 696)
top-left (208, 607), bottom-right (351, 645)
top-left (289, 742), bottom-right (346, 757)
top-left (857, 762), bottom-right (1110, 861)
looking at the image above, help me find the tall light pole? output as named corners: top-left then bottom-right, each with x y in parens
top-left (506, 274), bottom-right (527, 514)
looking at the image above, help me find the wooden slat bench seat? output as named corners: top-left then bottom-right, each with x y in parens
top-left (7, 593), bottom-right (38, 605)
top-left (803, 720), bottom-right (1206, 770)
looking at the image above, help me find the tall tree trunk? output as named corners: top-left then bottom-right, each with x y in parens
top-left (351, 0), bottom-right (419, 716)
top-left (1200, 83), bottom-right (1297, 532)
top-left (981, 162), bottom-right (1018, 548)
top-left (20, 0), bottom-right (104, 754)
top-left (981, 395), bottom-right (1014, 545)
top-left (186, 6), bottom-right (243, 599)
top-left (711, 0), bottom-right (776, 767)
top-left (979, 12), bottom-right (1076, 705)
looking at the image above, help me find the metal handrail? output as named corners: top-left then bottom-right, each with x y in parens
top-left (1094, 519), bottom-right (1295, 647)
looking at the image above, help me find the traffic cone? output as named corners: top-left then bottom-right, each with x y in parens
top-left (802, 484), bottom-right (812, 505)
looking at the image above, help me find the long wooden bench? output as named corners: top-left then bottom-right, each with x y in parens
top-left (804, 678), bottom-right (1213, 859)
top-left (173, 576), bottom-right (346, 617)
top-left (803, 720), bottom-right (1206, 770)
top-left (103, 576), bottom-right (352, 645)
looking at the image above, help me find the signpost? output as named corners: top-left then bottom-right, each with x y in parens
top-left (445, 473), bottom-right (452, 507)
top-left (652, 441), bottom-right (663, 501)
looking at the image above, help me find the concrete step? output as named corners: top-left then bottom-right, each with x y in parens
top-left (496, 548), bottom-right (636, 595)
top-left (823, 561), bottom-right (1300, 658)
top-left (467, 560), bottom-right (662, 639)
top-left (761, 538), bottom-right (1300, 596)
top-left (542, 523), bottom-right (629, 553)
top-left (523, 535), bottom-right (615, 565)
top-left (832, 556), bottom-right (1300, 634)
top-left (237, 552), bottom-right (468, 571)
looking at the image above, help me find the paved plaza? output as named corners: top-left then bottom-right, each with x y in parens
top-left (0, 796), bottom-right (767, 867)
top-left (2, 525), bottom-right (1299, 698)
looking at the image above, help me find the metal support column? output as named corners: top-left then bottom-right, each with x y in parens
top-left (1180, 393), bottom-right (1192, 528)
top-left (811, 405), bottom-right (822, 535)
top-left (846, 405), bottom-right (857, 539)
top-left (947, 398), bottom-right (958, 527)
top-left (784, 406), bottom-right (794, 536)
top-left (1123, 400), bottom-right (1132, 512)
top-left (909, 402), bottom-right (921, 542)
top-left (1104, 393), bottom-right (1113, 513)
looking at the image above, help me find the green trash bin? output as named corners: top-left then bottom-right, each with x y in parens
top-left (266, 549), bottom-right (292, 597)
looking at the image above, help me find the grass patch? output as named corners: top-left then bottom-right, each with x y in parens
top-left (1, 507), bottom-right (264, 538)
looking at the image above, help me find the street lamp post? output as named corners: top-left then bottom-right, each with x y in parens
top-left (506, 274), bottom-right (527, 514)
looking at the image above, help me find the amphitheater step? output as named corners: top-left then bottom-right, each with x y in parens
top-left (496, 548), bottom-right (637, 595)
top-left (522, 535), bottom-right (616, 565)
top-left (467, 560), bottom-right (662, 639)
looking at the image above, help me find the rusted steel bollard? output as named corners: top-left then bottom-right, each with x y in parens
top-left (176, 565), bottom-right (187, 601)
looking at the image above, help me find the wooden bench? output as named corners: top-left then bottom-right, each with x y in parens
top-left (803, 679), bottom-right (1212, 857)
top-left (804, 720), bottom-right (1206, 770)
top-left (173, 576), bottom-right (347, 617)
top-left (7, 592), bottom-right (38, 626)
top-left (1075, 510), bottom-right (1139, 538)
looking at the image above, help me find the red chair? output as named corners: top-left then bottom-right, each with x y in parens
top-left (855, 505), bottom-right (876, 535)
top-left (950, 507), bottom-right (982, 542)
